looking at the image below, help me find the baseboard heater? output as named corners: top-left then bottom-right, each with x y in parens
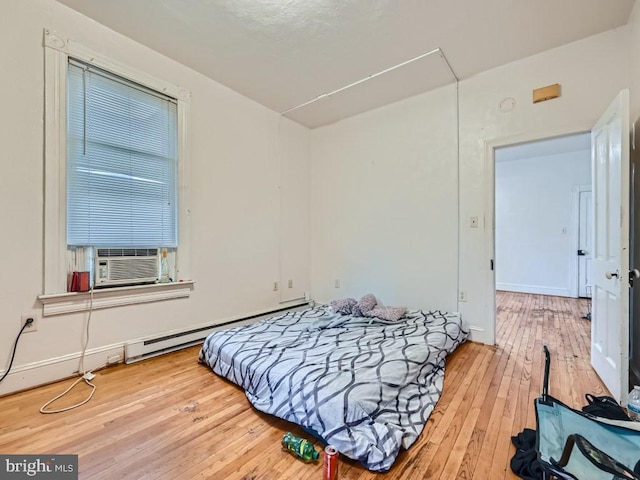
top-left (124, 302), bottom-right (308, 364)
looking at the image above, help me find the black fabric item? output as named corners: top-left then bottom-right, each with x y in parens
top-left (512, 428), bottom-right (537, 450)
top-left (581, 394), bottom-right (631, 421)
top-left (510, 428), bottom-right (544, 480)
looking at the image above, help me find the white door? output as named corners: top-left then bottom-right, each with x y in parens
top-left (591, 89), bottom-right (630, 402)
top-left (578, 190), bottom-right (592, 298)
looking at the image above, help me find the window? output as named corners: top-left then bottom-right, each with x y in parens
top-left (66, 59), bottom-right (178, 249)
top-left (42, 29), bottom-right (192, 312)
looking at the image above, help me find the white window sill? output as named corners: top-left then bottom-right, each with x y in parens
top-left (38, 281), bottom-right (195, 316)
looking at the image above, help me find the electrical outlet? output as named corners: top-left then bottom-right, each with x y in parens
top-left (458, 290), bottom-right (468, 302)
top-left (21, 314), bottom-right (38, 332)
top-left (288, 279), bottom-right (293, 288)
top-left (273, 281), bottom-right (278, 292)
top-left (335, 279), bottom-right (340, 288)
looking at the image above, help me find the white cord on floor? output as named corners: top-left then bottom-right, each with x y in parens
top-left (39, 374), bottom-right (98, 414)
top-left (40, 287), bottom-right (99, 414)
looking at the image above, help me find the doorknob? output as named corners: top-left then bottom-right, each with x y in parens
top-left (605, 270), bottom-right (619, 279)
top-left (577, 249), bottom-right (587, 256)
top-left (630, 269), bottom-right (640, 287)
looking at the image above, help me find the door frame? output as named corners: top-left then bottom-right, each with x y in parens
top-left (572, 185), bottom-right (592, 298)
top-left (484, 124), bottom-right (593, 345)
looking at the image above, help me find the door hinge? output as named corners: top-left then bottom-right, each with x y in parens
top-left (491, 259), bottom-right (494, 271)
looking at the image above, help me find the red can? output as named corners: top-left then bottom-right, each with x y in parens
top-left (323, 445), bottom-right (338, 480)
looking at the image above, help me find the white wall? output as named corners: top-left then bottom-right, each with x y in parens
top-left (310, 84), bottom-right (458, 311)
top-left (494, 145), bottom-right (591, 296)
top-left (310, 27), bottom-right (628, 343)
top-left (0, 0), bottom-right (310, 395)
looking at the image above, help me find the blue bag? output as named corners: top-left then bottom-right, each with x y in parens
top-left (535, 346), bottom-right (640, 480)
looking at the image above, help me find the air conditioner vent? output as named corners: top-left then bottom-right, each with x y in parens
top-left (95, 249), bottom-right (159, 287)
top-left (96, 248), bottom-right (158, 257)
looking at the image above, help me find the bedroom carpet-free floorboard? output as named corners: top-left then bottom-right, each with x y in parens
top-left (0, 292), bottom-right (606, 479)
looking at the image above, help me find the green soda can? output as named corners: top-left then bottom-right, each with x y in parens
top-left (281, 432), bottom-right (319, 461)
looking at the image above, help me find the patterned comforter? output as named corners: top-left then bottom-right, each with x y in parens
top-left (198, 306), bottom-right (468, 472)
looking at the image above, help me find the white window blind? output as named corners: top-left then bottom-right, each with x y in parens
top-left (67, 58), bottom-right (178, 248)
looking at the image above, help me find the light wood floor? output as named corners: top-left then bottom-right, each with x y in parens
top-left (0, 292), bottom-right (606, 479)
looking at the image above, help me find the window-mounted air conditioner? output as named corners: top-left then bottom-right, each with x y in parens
top-left (95, 248), bottom-right (159, 287)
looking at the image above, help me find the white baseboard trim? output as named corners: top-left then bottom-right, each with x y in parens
top-left (496, 283), bottom-right (572, 298)
top-left (0, 343), bottom-right (125, 398)
top-left (467, 325), bottom-right (489, 344)
top-left (0, 301), bottom-right (309, 397)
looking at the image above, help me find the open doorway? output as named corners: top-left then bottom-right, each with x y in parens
top-left (494, 133), bottom-right (592, 304)
top-left (485, 92), bottom-right (631, 401)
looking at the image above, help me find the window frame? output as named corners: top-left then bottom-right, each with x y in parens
top-left (42, 28), bottom-right (191, 308)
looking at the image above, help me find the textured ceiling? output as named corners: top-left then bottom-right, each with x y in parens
top-left (55, 0), bottom-right (635, 128)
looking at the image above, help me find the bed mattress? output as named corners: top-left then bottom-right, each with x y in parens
top-left (199, 306), bottom-right (468, 472)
